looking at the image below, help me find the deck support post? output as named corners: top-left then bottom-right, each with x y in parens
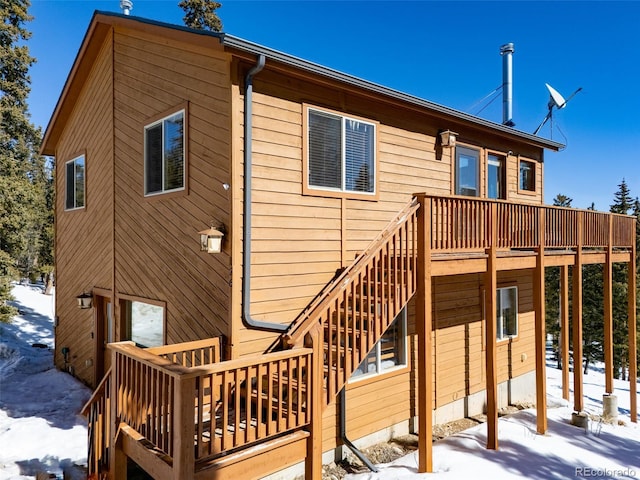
top-left (173, 375), bottom-right (196, 480)
top-left (560, 265), bottom-right (570, 401)
top-left (604, 216), bottom-right (614, 393)
top-left (629, 238), bottom-right (637, 422)
top-left (305, 327), bottom-right (323, 480)
top-left (572, 213), bottom-right (584, 413)
top-left (415, 194), bottom-right (433, 472)
top-left (534, 206), bottom-right (547, 434)
top-left (108, 347), bottom-right (126, 480)
top-left (485, 203), bottom-right (498, 450)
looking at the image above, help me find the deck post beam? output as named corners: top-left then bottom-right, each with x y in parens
top-left (415, 194), bottom-right (433, 472)
top-left (604, 215), bottom-right (614, 393)
top-left (534, 207), bottom-right (547, 434)
top-left (629, 235), bottom-right (637, 422)
top-left (560, 265), bottom-right (570, 401)
top-left (108, 347), bottom-right (127, 479)
top-left (572, 212), bottom-right (584, 413)
top-left (305, 327), bottom-right (323, 480)
top-left (173, 375), bottom-right (196, 480)
top-left (485, 202), bottom-right (499, 450)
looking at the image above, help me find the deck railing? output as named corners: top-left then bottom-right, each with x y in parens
top-left (82, 368), bottom-right (112, 478)
top-left (427, 195), bottom-right (635, 251)
top-left (146, 337), bottom-right (223, 368)
top-left (107, 341), bottom-right (313, 470)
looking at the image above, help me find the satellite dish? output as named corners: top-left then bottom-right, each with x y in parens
top-left (546, 83), bottom-right (566, 109)
top-left (533, 83), bottom-right (582, 136)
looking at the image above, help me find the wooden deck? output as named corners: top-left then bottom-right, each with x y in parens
top-left (83, 194), bottom-right (637, 480)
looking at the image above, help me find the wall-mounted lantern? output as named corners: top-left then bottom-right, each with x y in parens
top-left (439, 130), bottom-right (458, 148)
top-left (76, 292), bottom-right (93, 309)
top-left (199, 225), bottom-right (226, 254)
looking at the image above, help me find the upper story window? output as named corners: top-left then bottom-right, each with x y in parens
top-left (519, 160), bottom-right (535, 192)
top-left (455, 146), bottom-right (479, 197)
top-left (144, 110), bottom-right (185, 196)
top-left (497, 286), bottom-right (518, 341)
top-left (351, 308), bottom-right (407, 380)
top-left (487, 154), bottom-right (506, 200)
top-left (306, 107), bottom-right (376, 197)
top-left (65, 155), bottom-right (85, 210)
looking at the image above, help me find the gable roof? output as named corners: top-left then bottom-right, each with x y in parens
top-left (41, 10), bottom-right (564, 156)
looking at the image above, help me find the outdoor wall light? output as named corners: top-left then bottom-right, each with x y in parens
top-left (76, 292), bottom-right (93, 309)
top-left (199, 224), bottom-right (226, 254)
top-left (439, 130), bottom-right (458, 148)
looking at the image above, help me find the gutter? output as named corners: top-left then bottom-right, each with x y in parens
top-left (241, 54), bottom-right (288, 333)
top-left (339, 388), bottom-right (378, 472)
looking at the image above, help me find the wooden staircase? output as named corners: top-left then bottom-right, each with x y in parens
top-left (81, 198), bottom-right (421, 479)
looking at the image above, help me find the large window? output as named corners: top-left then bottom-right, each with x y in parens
top-left (122, 300), bottom-right (165, 348)
top-left (65, 155), bottom-right (85, 210)
top-left (519, 160), bottom-right (535, 192)
top-left (307, 107), bottom-right (376, 196)
top-left (351, 309), bottom-right (407, 379)
top-left (455, 146), bottom-right (479, 197)
top-left (497, 286), bottom-right (518, 340)
top-left (487, 154), bottom-right (506, 199)
top-left (145, 110), bottom-right (185, 196)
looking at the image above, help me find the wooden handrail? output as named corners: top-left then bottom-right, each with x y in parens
top-left (146, 337), bottom-right (223, 367)
top-left (284, 197), bottom-right (420, 347)
top-left (81, 367), bottom-right (112, 416)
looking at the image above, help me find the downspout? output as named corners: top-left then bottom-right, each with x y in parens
top-left (242, 54), bottom-right (288, 332)
top-left (339, 388), bottom-right (378, 472)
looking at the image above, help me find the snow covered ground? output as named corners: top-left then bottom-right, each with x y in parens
top-left (0, 283), bottom-right (639, 479)
top-left (0, 284), bottom-right (90, 480)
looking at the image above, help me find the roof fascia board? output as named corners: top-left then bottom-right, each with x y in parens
top-left (221, 34), bottom-right (563, 151)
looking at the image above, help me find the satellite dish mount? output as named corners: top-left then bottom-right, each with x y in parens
top-left (533, 83), bottom-right (582, 137)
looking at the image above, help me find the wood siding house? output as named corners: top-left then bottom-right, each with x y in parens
top-left (41, 12), bottom-right (637, 480)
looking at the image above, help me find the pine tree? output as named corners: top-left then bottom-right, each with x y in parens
top-left (179, 0), bottom-right (223, 31)
top-left (0, 0), bottom-right (48, 310)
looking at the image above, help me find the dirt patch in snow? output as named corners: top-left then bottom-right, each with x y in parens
top-left (322, 403), bottom-right (535, 479)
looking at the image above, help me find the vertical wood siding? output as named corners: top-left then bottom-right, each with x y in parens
top-left (54, 33), bottom-right (114, 387)
top-left (112, 27), bottom-right (232, 346)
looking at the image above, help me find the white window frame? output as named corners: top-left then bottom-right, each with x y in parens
top-left (144, 109), bottom-right (186, 196)
top-left (487, 153), bottom-right (506, 200)
top-left (497, 286), bottom-right (518, 341)
top-left (306, 107), bottom-right (377, 197)
top-left (519, 159), bottom-right (536, 192)
top-left (64, 155), bottom-right (85, 211)
top-left (350, 308), bottom-right (407, 382)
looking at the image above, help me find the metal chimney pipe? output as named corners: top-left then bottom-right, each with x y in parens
top-left (120, 0), bottom-right (133, 15)
top-left (500, 43), bottom-right (515, 127)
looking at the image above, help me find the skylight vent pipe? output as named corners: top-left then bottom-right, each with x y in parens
top-left (500, 43), bottom-right (515, 127)
top-left (120, 0), bottom-right (133, 15)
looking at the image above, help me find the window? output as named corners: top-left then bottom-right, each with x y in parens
top-left (351, 309), bottom-right (407, 379)
top-left (65, 155), bottom-right (85, 210)
top-left (497, 286), bottom-right (518, 340)
top-left (519, 160), bottom-right (535, 192)
top-left (487, 154), bottom-right (506, 199)
top-left (122, 300), bottom-right (164, 348)
top-left (455, 146), bottom-right (479, 196)
top-left (145, 110), bottom-right (185, 196)
top-left (307, 108), bottom-right (376, 195)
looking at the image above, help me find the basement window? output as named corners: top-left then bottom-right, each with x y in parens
top-left (351, 308), bottom-right (407, 380)
top-left (65, 155), bottom-right (85, 210)
top-left (305, 106), bottom-right (377, 198)
top-left (497, 286), bottom-right (518, 340)
top-left (144, 110), bottom-right (185, 196)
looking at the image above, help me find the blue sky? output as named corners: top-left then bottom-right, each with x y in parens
top-left (28, 0), bottom-right (640, 211)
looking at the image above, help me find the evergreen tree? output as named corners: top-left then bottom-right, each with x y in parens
top-left (179, 0), bottom-right (223, 31)
top-left (0, 0), bottom-right (48, 306)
